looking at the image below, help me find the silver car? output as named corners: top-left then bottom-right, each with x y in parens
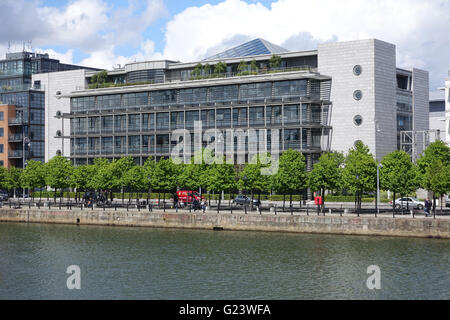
top-left (394, 197), bottom-right (424, 210)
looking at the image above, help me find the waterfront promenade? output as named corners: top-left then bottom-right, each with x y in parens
top-left (1, 201), bottom-right (449, 239)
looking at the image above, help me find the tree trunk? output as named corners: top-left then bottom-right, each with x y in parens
top-left (433, 194), bottom-right (436, 214)
top-left (283, 194), bottom-right (285, 211)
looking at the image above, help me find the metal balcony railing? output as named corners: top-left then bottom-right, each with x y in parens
top-left (8, 134), bottom-right (23, 141)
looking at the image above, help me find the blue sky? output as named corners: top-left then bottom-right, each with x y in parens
top-left (1, 0), bottom-right (449, 91)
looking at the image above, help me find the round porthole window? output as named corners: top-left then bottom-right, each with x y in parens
top-left (353, 90), bottom-right (362, 101)
top-left (353, 115), bottom-right (363, 126)
top-left (353, 65), bottom-right (362, 76)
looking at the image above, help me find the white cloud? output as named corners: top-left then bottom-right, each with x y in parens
top-left (160, 0), bottom-right (450, 90)
top-left (79, 40), bottom-right (163, 70)
top-left (35, 48), bottom-right (74, 64)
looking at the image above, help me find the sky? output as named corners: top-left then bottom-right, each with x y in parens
top-left (0, 0), bottom-right (449, 92)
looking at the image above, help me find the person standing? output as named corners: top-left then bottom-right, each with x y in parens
top-left (424, 198), bottom-right (432, 217)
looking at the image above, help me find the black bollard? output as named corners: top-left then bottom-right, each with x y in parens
top-left (275, 204), bottom-right (277, 215)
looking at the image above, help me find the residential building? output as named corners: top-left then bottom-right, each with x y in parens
top-left (0, 51), bottom-right (99, 168)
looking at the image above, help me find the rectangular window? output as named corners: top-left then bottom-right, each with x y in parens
top-left (156, 113), bottom-right (169, 130)
top-left (266, 106), bottom-right (282, 125)
top-left (128, 114), bottom-right (141, 132)
top-left (283, 105), bottom-right (300, 124)
top-left (185, 110), bottom-right (199, 129)
top-left (0, 128), bottom-right (3, 137)
top-left (0, 112), bottom-right (3, 120)
top-left (128, 136), bottom-right (140, 154)
top-left (233, 108), bottom-right (247, 127)
top-left (0, 144), bottom-right (3, 153)
top-left (249, 107), bottom-right (264, 126)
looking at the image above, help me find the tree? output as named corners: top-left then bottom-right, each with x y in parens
top-left (5, 167), bottom-right (22, 198)
top-left (20, 160), bottom-right (46, 201)
top-left (203, 63), bottom-right (211, 76)
top-left (89, 158), bottom-right (112, 192)
top-left (341, 141), bottom-right (377, 212)
top-left (416, 140), bottom-right (450, 212)
top-left (112, 156), bottom-right (135, 202)
top-left (152, 158), bottom-right (181, 206)
top-left (70, 165), bottom-right (94, 202)
top-left (380, 150), bottom-right (419, 211)
top-left (269, 55), bottom-right (282, 69)
top-left (250, 59), bottom-right (258, 73)
top-left (308, 152), bottom-right (342, 208)
top-left (213, 61), bottom-right (227, 75)
top-left (237, 60), bottom-right (248, 74)
top-left (45, 155), bottom-right (73, 202)
top-left (271, 150), bottom-right (307, 210)
top-left (90, 70), bottom-right (108, 88)
top-left (239, 154), bottom-right (272, 210)
top-left (422, 159), bottom-right (450, 213)
top-left (192, 63), bottom-right (203, 78)
top-left (122, 165), bottom-right (146, 203)
top-left (142, 157), bottom-right (157, 201)
top-left (205, 158), bottom-right (236, 210)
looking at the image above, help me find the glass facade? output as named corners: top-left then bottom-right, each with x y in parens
top-left (65, 76), bottom-right (331, 166)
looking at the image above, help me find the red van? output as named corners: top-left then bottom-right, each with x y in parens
top-left (176, 190), bottom-right (204, 204)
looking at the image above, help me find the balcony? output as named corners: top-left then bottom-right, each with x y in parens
top-left (0, 84), bottom-right (44, 93)
top-left (8, 118), bottom-right (28, 126)
top-left (8, 134), bottom-right (23, 142)
top-left (8, 150), bottom-right (29, 158)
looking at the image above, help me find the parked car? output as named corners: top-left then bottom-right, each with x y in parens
top-left (0, 190), bottom-right (8, 202)
top-left (176, 190), bottom-right (205, 205)
top-left (232, 195), bottom-right (261, 207)
top-left (446, 197), bottom-right (450, 208)
top-left (391, 197), bottom-right (425, 210)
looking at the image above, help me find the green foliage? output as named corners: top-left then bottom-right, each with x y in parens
top-left (21, 160), bottom-right (46, 190)
top-left (239, 154), bottom-right (272, 193)
top-left (152, 158), bottom-right (181, 192)
top-left (250, 59), bottom-right (258, 72)
top-left (271, 149), bottom-right (307, 194)
top-left (380, 150), bottom-right (418, 195)
top-left (89, 70), bottom-right (108, 88)
top-left (205, 158), bottom-right (236, 193)
top-left (213, 61), bottom-right (227, 75)
top-left (70, 164), bottom-right (94, 191)
top-left (122, 165), bottom-right (146, 191)
top-left (341, 141), bottom-right (377, 194)
top-left (308, 152), bottom-right (342, 197)
top-left (45, 155), bottom-right (73, 190)
top-left (192, 63), bottom-right (203, 78)
top-left (422, 159), bottom-right (450, 198)
top-left (89, 158), bottom-right (112, 190)
top-left (417, 140), bottom-right (450, 174)
top-left (269, 55), bottom-right (282, 69)
top-left (237, 60), bottom-right (248, 74)
top-left (203, 63), bottom-right (211, 76)
top-left (5, 167), bottom-right (22, 191)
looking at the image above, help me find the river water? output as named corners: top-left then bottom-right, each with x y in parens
top-left (0, 222), bottom-right (448, 300)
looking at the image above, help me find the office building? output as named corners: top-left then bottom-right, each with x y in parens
top-left (51, 38), bottom-right (428, 166)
